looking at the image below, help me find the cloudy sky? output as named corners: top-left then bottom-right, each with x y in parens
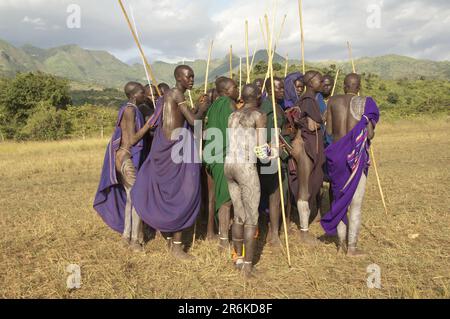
top-left (0, 0), bottom-right (449, 63)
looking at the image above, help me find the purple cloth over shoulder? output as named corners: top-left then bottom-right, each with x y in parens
top-left (320, 97), bottom-right (380, 236)
top-left (93, 103), bottom-right (146, 233)
top-left (131, 104), bottom-right (201, 233)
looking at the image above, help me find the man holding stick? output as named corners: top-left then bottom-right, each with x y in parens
top-left (132, 65), bottom-right (211, 260)
top-left (225, 84), bottom-right (274, 277)
top-left (258, 77), bottom-right (290, 248)
top-left (321, 73), bottom-right (379, 257)
top-left (93, 82), bottom-right (158, 252)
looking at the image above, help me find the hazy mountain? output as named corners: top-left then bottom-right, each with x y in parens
top-left (0, 39), bottom-right (449, 88)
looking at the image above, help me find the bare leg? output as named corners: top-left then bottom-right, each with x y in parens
top-left (337, 221), bottom-right (347, 253)
top-left (268, 187), bottom-right (282, 247)
top-left (242, 225), bottom-right (257, 278)
top-left (286, 185), bottom-right (293, 232)
top-left (240, 167), bottom-right (260, 278)
top-left (129, 205), bottom-right (144, 252)
top-left (227, 176), bottom-right (245, 265)
top-left (347, 174), bottom-right (367, 257)
top-left (120, 159), bottom-right (144, 251)
top-left (206, 171), bottom-right (216, 240)
top-left (122, 188), bottom-right (132, 246)
top-left (232, 222), bottom-right (244, 270)
top-left (218, 201), bottom-right (232, 251)
top-left (297, 147), bottom-right (318, 246)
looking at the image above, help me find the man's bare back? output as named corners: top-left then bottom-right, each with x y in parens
top-left (326, 74), bottom-right (375, 142)
top-left (327, 94), bottom-right (375, 142)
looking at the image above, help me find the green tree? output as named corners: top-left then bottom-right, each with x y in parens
top-left (3, 72), bottom-right (72, 126)
top-left (387, 92), bottom-right (399, 104)
top-left (19, 101), bottom-right (73, 141)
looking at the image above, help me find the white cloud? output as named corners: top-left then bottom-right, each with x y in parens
top-left (22, 16), bottom-right (47, 30)
top-left (0, 0), bottom-right (448, 62)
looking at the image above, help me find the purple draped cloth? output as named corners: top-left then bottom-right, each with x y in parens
top-left (284, 72), bottom-right (304, 110)
top-left (131, 108), bottom-right (201, 233)
top-left (93, 98), bottom-right (164, 233)
top-left (320, 97), bottom-right (380, 236)
top-left (93, 102), bottom-right (145, 233)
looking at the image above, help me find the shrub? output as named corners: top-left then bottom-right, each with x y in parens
top-left (20, 102), bottom-right (73, 140)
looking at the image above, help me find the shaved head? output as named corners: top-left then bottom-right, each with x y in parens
top-left (174, 65), bottom-right (194, 90)
top-left (304, 70), bottom-right (323, 92)
top-left (124, 81), bottom-right (144, 99)
top-left (215, 77), bottom-right (234, 94)
top-left (242, 84), bottom-right (259, 103)
top-left (158, 82), bottom-right (170, 96)
top-left (174, 65), bottom-right (193, 78)
top-left (344, 73), bottom-right (361, 94)
top-left (304, 71), bottom-right (321, 86)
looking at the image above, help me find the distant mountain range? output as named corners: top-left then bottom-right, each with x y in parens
top-left (1, 38), bottom-right (449, 88)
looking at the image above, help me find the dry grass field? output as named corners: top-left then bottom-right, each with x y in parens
top-left (1, 117), bottom-right (449, 299)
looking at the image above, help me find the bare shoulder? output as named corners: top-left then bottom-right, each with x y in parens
top-left (330, 94), bottom-right (346, 102)
top-left (171, 88), bottom-right (185, 102)
top-left (252, 109), bottom-right (266, 125)
top-left (123, 104), bottom-right (136, 118)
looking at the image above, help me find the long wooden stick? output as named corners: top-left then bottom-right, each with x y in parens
top-left (245, 20), bottom-right (251, 84)
top-left (117, 0), bottom-right (160, 96)
top-left (284, 53), bottom-right (289, 78)
top-left (262, 14), bottom-right (287, 93)
top-left (347, 41), bottom-right (388, 216)
top-left (188, 90), bottom-right (194, 109)
top-left (265, 14), bottom-right (291, 268)
top-left (204, 40), bottom-right (214, 94)
top-left (239, 57), bottom-right (242, 99)
top-left (229, 45), bottom-right (233, 79)
top-left (347, 41), bottom-right (356, 76)
top-left (129, 6), bottom-right (156, 108)
top-left (298, 0), bottom-right (305, 74)
top-left (331, 68), bottom-right (340, 97)
top-left (249, 40), bottom-right (258, 76)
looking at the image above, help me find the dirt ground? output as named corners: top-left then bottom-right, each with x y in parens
top-left (1, 117), bottom-right (449, 298)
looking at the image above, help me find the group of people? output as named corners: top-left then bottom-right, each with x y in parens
top-left (93, 64), bottom-right (380, 277)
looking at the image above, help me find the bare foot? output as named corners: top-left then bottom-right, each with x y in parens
top-left (121, 237), bottom-right (130, 248)
top-left (241, 263), bottom-right (255, 279)
top-left (234, 259), bottom-right (244, 271)
top-left (299, 231), bottom-right (319, 246)
top-left (347, 247), bottom-right (367, 258)
top-left (337, 242), bottom-right (347, 255)
top-left (268, 235), bottom-right (283, 250)
top-left (218, 238), bottom-right (230, 253)
top-left (166, 237), bottom-right (173, 251)
top-left (171, 244), bottom-right (195, 260)
top-left (206, 233), bottom-right (219, 241)
top-left (288, 223), bottom-right (298, 236)
top-left (129, 240), bottom-right (144, 253)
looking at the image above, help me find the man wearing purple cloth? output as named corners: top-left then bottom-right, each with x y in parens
top-left (93, 82), bottom-right (160, 252)
top-left (321, 73), bottom-right (379, 257)
top-left (132, 65), bottom-right (210, 260)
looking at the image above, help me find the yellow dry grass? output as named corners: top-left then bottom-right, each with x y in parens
top-left (1, 117), bottom-right (449, 299)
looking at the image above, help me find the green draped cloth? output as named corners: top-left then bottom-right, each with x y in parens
top-left (204, 96), bottom-right (233, 214)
